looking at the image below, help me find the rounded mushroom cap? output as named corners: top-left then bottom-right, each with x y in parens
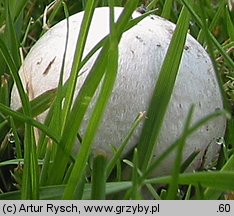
top-left (11, 7), bottom-right (226, 175)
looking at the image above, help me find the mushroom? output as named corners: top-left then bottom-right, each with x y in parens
top-left (11, 7), bottom-right (226, 175)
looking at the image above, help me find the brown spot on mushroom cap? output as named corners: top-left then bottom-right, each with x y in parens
top-left (43, 57), bottom-right (56, 76)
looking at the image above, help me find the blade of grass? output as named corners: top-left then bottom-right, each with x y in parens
top-left (47, 0), bottom-right (64, 27)
top-left (49, 1), bottom-right (70, 135)
top-left (16, 89), bottom-right (57, 119)
top-left (21, 126), bottom-right (35, 199)
top-left (184, 185), bottom-right (192, 200)
top-left (137, 6), bottom-right (191, 172)
top-left (130, 149), bottom-right (142, 199)
top-left (61, 0), bottom-right (98, 130)
top-left (39, 140), bottom-right (53, 186)
top-left (225, 6), bottom-right (234, 42)
top-left (145, 171), bottom-right (234, 192)
top-left (106, 111), bottom-right (146, 178)
top-left (166, 105), bottom-right (195, 199)
top-left (146, 0), bottom-right (160, 10)
top-left (180, 149), bottom-right (200, 173)
top-left (0, 159), bottom-right (44, 167)
top-left (204, 154), bottom-right (234, 199)
top-left (9, 0), bottom-right (29, 24)
top-left (0, 181), bottom-right (133, 200)
top-left (91, 151), bottom-right (107, 200)
top-left (161, 0), bottom-right (173, 19)
top-left (4, 0), bottom-right (21, 68)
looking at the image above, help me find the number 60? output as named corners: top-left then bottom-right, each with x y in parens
top-left (219, 204), bottom-right (230, 212)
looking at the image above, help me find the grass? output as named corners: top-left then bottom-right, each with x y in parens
top-left (0, 0), bottom-right (233, 199)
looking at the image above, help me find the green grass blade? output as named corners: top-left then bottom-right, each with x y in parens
top-left (180, 149), bottom-right (200, 173)
top-left (47, 1), bottom-right (64, 27)
top-left (7, 0), bottom-right (28, 23)
top-left (145, 171), bottom-right (234, 192)
top-left (106, 112), bottom-right (146, 178)
top-left (29, 129), bottom-right (39, 199)
top-left (0, 159), bottom-right (44, 167)
top-left (161, 0), bottom-right (173, 19)
top-left (61, 0), bottom-right (98, 129)
top-left (21, 126), bottom-right (33, 199)
top-left (166, 105), bottom-right (195, 199)
top-left (91, 151), bottom-right (107, 200)
top-left (16, 89), bottom-right (57, 119)
top-left (4, 0), bottom-right (21, 68)
top-left (204, 154), bottom-right (234, 199)
top-left (0, 181), bottom-right (133, 200)
top-left (130, 149), bottom-right (142, 199)
top-left (39, 141), bottom-right (53, 186)
top-left (52, 1), bottom-right (70, 131)
top-left (147, 0), bottom-right (160, 10)
top-left (137, 6), bottom-right (191, 171)
top-left (225, 6), bottom-right (234, 41)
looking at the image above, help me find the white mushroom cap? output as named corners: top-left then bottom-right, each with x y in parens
top-left (11, 7), bottom-right (226, 175)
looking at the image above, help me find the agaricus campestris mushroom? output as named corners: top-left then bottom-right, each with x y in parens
top-left (11, 7), bottom-right (226, 175)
